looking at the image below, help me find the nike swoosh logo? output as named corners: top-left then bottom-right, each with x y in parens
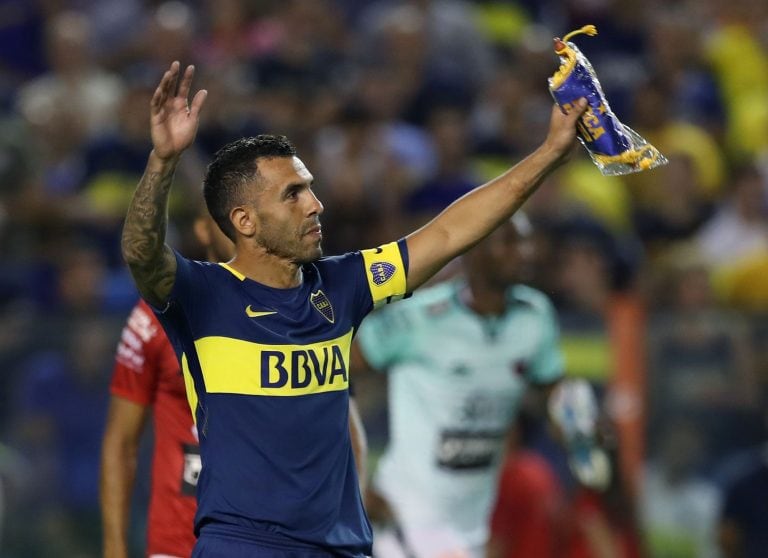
top-left (245, 306), bottom-right (277, 318)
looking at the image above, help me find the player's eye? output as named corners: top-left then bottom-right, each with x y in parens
top-left (284, 186), bottom-right (300, 201)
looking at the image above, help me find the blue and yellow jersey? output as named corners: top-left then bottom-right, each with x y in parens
top-left (155, 239), bottom-right (409, 556)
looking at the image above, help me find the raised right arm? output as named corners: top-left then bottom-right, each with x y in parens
top-left (121, 61), bottom-right (207, 307)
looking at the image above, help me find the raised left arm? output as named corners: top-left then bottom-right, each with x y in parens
top-left (405, 101), bottom-right (586, 290)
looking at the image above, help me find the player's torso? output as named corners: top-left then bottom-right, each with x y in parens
top-left (375, 284), bottom-right (551, 539)
top-left (384, 288), bottom-right (547, 470)
top-left (183, 262), bottom-right (358, 400)
top-left (172, 261), bottom-right (367, 546)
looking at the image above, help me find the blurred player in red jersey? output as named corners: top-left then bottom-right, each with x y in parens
top-left (99, 207), bottom-right (369, 558)
top-left (487, 416), bottom-right (567, 558)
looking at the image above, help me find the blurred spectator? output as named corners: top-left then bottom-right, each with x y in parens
top-left (646, 245), bottom-right (761, 470)
top-left (8, 315), bottom-right (118, 557)
top-left (718, 439), bottom-right (768, 558)
top-left (313, 103), bottom-right (430, 252)
top-left (0, 0), bottom-right (48, 86)
top-left (696, 163), bottom-right (768, 269)
top-left (633, 153), bottom-right (714, 254)
top-left (358, 0), bottom-right (496, 124)
top-left (548, 161), bottom-right (634, 235)
top-left (705, 0), bottom-right (768, 159)
top-left (644, 7), bottom-right (724, 132)
top-left (405, 104), bottom-right (479, 224)
top-left (628, 78), bottom-right (725, 210)
top-left (640, 417), bottom-right (721, 558)
top-left (16, 10), bottom-right (123, 140)
top-left (695, 163), bottom-right (768, 309)
top-left (254, 0), bottom-right (350, 92)
top-left (195, 0), bottom-right (267, 70)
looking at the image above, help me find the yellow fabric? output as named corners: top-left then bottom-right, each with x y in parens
top-left (219, 263), bottom-right (245, 281)
top-left (360, 242), bottom-right (408, 307)
top-left (712, 250), bottom-right (768, 310)
top-left (655, 123), bottom-right (725, 198)
top-left (474, 3), bottom-right (529, 46)
top-left (628, 122), bottom-right (725, 207)
top-left (84, 173), bottom-right (138, 217)
top-left (559, 160), bottom-right (632, 233)
top-left (181, 353), bottom-right (199, 423)
top-left (561, 333), bottom-right (612, 382)
top-left (194, 330), bottom-right (353, 396)
top-left (706, 23), bottom-right (768, 157)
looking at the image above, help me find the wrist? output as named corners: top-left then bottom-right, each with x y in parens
top-left (534, 142), bottom-right (569, 171)
top-left (149, 149), bottom-right (181, 168)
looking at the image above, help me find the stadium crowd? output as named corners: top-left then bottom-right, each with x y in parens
top-left (0, 0), bottom-right (767, 556)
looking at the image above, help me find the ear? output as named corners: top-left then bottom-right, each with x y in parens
top-left (230, 206), bottom-right (258, 237)
top-left (193, 217), bottom-right (211, 248)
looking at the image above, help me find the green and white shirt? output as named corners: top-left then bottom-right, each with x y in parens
top-left (357, 279), bottom-right (563, 547)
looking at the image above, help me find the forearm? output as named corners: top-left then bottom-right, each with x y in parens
top-left (406, 144), bottom-right (563, 288)
top-left (121, 150), bottom-right (179, 306)
top-left (100, 437), bottom-right (139, 558)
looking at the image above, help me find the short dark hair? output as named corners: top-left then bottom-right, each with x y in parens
top-left (203, 135), bottom-right (297, 240)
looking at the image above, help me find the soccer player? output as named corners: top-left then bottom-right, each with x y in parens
top-left (119, 61), bottom-right (587, 557)
top-left (354, 215), bottom-right (565, 558)
top-left (100, 208), bottom-right (369, 558)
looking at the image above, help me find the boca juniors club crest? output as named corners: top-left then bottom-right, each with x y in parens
top-left (370, 261), bottom-right (396, 285)
top-left (310, 290), bottom-right (335, 323)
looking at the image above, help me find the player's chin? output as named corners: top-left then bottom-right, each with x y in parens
top-left (298, 243), bottom-right (323, 264)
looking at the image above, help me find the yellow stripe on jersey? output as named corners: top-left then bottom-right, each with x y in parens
top-left (194, 329), bottom-right (353, 396)
top-left (181, 353), bottom-right (200, 423)
top-left (360, 242), bottom-right (407, 308)
top-left (219, 263), bottom-right (246, 281)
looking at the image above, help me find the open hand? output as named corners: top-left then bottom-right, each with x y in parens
top-left (150, 61), bottom-right (208, 161)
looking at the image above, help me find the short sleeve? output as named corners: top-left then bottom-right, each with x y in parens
top-left (166, 250), bottom-right (199, 308)
top-left (109, 302), bottom-right (164, 406)
top-left (152, 251), bottom-right (216, 338)
top-left (359, 239), bottom-right (410, 309)
top-left (526, 298), bottom-right (565, 385)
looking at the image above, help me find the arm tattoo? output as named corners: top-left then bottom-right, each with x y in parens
top-left (121, 165), bottom-right (178, 308)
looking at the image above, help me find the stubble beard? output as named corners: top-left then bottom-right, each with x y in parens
top-left (259, 229), bottom-right (323, 265)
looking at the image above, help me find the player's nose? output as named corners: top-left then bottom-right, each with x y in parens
top-left (307, 189), bottom-right (324, 216)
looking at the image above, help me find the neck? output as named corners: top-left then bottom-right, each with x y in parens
top-left (229, 247), bottom-right (304, 288)
top-left (463, 276), bottom-right (507, 316)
